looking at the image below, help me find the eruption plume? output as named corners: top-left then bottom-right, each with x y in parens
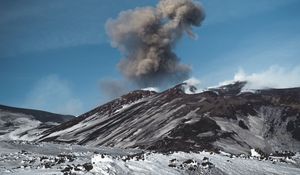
top-left (106, 0), bottom-right (205, 87)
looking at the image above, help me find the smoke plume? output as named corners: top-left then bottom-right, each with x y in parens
top-left (106, 0), bottom-right (205, 87)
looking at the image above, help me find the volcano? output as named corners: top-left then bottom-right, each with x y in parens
top-left (39, 81), bottom-right (300, 154)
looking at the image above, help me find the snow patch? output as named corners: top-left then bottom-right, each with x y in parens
top-left (251, 149), bottom-right (261, 158)
top-left (114, 99), bottom-right (143, 113)
top-left (1, 141), bottom-right (300, 175)
top-left (142, 87), bottom-right (160, 92)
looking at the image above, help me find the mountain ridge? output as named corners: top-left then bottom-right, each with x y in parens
top-left (0, 104), bottom-right (75, 141)
top-left (0, 104), bottom-right (74, 123)
top-left (39, 81), bottom-right (300, 154)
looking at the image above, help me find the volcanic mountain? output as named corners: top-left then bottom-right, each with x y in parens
top-left (39, 82), bottom-right (300, 154)
top-left (0, 104), bottom-right (74, 141)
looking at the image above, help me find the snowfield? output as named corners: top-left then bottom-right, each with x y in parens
top-left (0, 141), bottom-right (300, 175)
top-left (0, 105), bottom-right (74, 142)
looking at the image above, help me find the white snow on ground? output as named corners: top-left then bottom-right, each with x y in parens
top-left (0, 141), bottom-right (299, 175)
top-left (0, 111), bottom-right (55, 141)
top-left (45, 98), bottom-right (146, 143)
top-left (250, 149), bottom-right (261, 157)
top-left (91, 153), bottom-right (185, 175)
top-left (0, 141), bottom-right (140, 175)
top-left (6, 118), bottom-right (41, 141)
top-left (142, 87), bottom-right (160, 92)
top-left (92, 151), bottom-right (300, 175)
top-left (114, 100), bottom-right (142, 113)
top-left (239, 88), bottom-right (257, 94)
top-left (45, 120), bottom-right (90, 139)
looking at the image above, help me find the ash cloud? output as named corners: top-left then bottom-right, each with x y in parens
top-left (106, 0), bottom-right (205, 87)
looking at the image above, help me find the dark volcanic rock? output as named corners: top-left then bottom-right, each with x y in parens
top-left (0, 105), bottom-right (74, 123)
top-left (39, 82), bottom-right (300, 154)
top-left (238, 120), bottom-right (249, 130)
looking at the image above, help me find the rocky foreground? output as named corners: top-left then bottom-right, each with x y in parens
top-left (0, 141), bottom-right (300, 175)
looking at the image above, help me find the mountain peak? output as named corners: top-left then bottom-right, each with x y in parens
top-left (208, 81), bottom-right (248, 96)
top-left (120, 90), bottom-right (157, 102)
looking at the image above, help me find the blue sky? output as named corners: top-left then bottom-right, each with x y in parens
top-left (1, 0), bottom-right (300, 115)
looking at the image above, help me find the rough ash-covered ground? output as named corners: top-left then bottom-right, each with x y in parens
top-left (0, 140), bottom-right (138, 175)
top-left (1, 140), bottom-right (300, 175)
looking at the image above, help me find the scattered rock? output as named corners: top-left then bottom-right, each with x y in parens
top-left (83, 163), bottom-right (93, 171)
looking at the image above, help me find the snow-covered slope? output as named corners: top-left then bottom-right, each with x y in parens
top-left (39, 82), bottom-right (300, 155)
top-left (0, 105), bottom-right (74, 141)
top-left (1, 141), bottom-right (300, 175)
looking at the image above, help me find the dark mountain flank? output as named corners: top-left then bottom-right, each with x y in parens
top-left (39, 82), bottom-right (300, 154)
top-left (0, 105), bottom-right (74, 123)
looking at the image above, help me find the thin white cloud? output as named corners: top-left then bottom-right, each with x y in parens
top-left (22, 75), bottom-right (83, 115)
top-left (184, 77), bottom-right (201, 87)
top-left (220, 65), bottom-right (300, 89)
top-left (197, 34), bottom-right (300, 88)
top-left (183, 77), bottom-right (202, 94)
